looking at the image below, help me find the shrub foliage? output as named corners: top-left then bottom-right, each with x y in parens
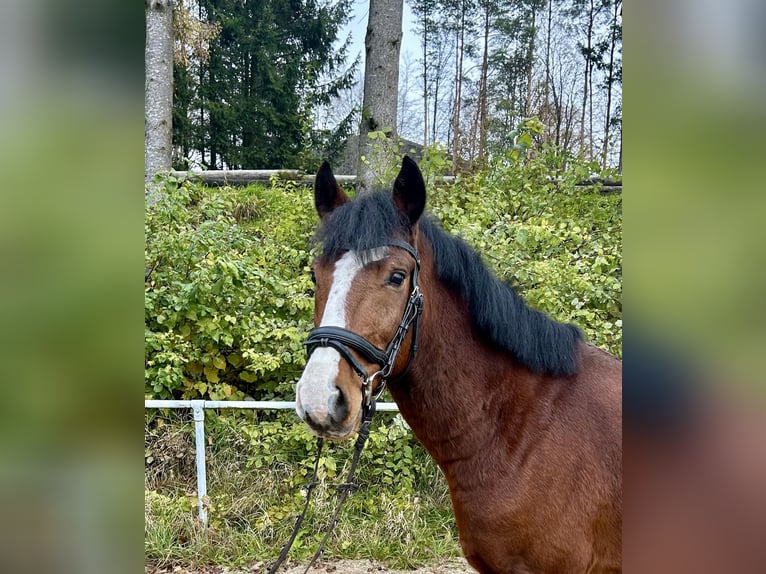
top-left (145, 153), bottom-right (620, 402)
top-left (145, 177), bottom-right (317, 401)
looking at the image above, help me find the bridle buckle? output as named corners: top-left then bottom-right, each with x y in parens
top-left (363, 370), bottom-right (387, 407)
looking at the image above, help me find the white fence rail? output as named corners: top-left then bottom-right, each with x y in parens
top-left (170, 170), bottom-right (622, 192)
top-left (145, 399), bottom-right (400, 526)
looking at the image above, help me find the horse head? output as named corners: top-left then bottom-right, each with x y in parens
top-left (295, 157), bottom-right (426, 440)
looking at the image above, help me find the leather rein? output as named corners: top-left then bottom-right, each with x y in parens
top-left (267, 239), bottom-right (424, 574)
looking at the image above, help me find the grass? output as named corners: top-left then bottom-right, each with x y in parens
top-left (145, 410), bottom-right (462, 569)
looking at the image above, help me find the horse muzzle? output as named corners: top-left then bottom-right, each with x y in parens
top-left (295, 347), bottom-right (362, 440)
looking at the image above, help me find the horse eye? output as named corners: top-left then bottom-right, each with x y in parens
top-left (388, 271), bottom-right (406, 287)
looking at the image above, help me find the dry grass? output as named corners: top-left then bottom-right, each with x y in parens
top-left (145, 412), bottom-right (461, 570)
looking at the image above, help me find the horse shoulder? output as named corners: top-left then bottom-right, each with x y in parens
top-left (446, 347), bottom-right (622, 573)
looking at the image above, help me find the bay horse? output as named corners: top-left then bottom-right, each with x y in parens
top-left (294, 157), bottom-right (622, 574)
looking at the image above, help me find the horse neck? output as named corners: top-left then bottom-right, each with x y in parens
top-left (389, 240), bottom-right (553, 467)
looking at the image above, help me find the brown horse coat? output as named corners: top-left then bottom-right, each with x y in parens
top-left (295, 158), bottom-right (622, 574)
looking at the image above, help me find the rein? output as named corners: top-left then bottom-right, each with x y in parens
top-left (266, 403), bottom-right (374, 574)
top-left (266, 240), bottom-right (424, 574)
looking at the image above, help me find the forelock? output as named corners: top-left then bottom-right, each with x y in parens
top-left (314, 191), bottom-right (409, 264)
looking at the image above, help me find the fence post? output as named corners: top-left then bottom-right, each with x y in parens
top-left (191, 400), bottom-right (208, 526)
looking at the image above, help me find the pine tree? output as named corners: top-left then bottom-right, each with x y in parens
top-left (173, 0), bottom-right (355, 169)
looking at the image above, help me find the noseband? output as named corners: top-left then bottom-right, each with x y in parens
top-left (304, 239), bottom-right (424, 409)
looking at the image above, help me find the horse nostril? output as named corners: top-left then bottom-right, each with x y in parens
top-left (330, 387), bottom-right (349, 423)
top-left (303, 409), bottom-right (328, 431)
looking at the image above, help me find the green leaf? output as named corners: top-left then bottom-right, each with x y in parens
top-left (204, 367), bottom-right (220, 384)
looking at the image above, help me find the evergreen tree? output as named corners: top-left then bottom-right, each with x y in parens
top-left (174, 0), bottom-right (355, 170)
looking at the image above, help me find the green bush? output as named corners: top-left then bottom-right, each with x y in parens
top-left (145, 153), bottom-right (620, 402)
top-left (430, 147), bottom-right (622, 354)
top-left (145, 177), bottom-right (317, 401)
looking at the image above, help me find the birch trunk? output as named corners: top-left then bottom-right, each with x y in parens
top-left (145, 0), bottom-right (174, 203)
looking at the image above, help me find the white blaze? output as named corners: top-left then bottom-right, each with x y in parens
top-left (296, 248), bottom-right (387, 423)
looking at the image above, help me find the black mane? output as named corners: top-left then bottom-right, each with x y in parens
top-left (316, 191), bottom-right (582, 376)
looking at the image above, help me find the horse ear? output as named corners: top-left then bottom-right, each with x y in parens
top-left (314, 161), bottom-right (349, 219)
top-left (393, 156), bottom-right (426, 226)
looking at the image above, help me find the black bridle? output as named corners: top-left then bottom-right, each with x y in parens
top-left (267, 239), bottom-right (424, 574)
top-left (304, 238), bottom-right (424, 408)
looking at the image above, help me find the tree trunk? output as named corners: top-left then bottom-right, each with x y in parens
top-left (618, 131), bottom-right (622, 173)
top-left (579, 0), bottom-right (594, 158)
top-left (145, 0), bottom-right (175, 203)
top-left (421, 6), bottom-right (429, 147)
top-left (432, 64), bottom-right (441, 145)
top-left (451, 5), bottom-right (465, 174)
top-left (552, 78), bottom-right (561, 147)
top-left (588, 1), bottom-right (594, 160)
top-left (477, 4), bottom-right (490, 163)
top-left (525, 5), bottom-right (537, 119)
top-left (543, 0), bottom-right (552, 143)
top-left (602, 0), bottom-right (620, 169)
top-left (198, 0), bottom-right (206, 168)
top-left (357, 0), bottom-right (404, 195)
